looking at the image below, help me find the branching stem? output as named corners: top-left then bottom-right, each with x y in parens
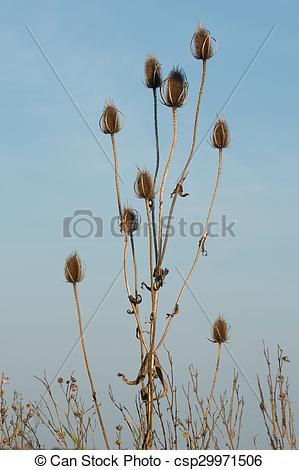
top-left (160, 60), bottom-right (207, 266)
top-left (123, 235), bottom-right (148, 353)
top-left (156, 148), bottom-right (223, 352)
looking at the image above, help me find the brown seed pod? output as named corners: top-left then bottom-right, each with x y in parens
top-left (144, 55), bottom-right (162, 89)
top-left (212, 118), bottom-right (230, 149)
top-left (121, 206), bottom-right (140, 234)
top-left (64, 251), bottom-right (85, 284)
top-left (211, 316), bottom-right (230, 344)
top-left (99, 101), bottom-right (124, 135)
top-left (134, 169), bottom-right (155, 201)
top-left (160, 67), bottom-right (189, 108)
top-left (191, 26), bottom-right (216, 60)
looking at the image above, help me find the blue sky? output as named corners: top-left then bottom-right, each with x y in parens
top-left (0, 0), bottom-right (298, 447)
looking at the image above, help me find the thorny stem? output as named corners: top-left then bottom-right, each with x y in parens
top-left (151, 205), bottom-right (158, 266)
top-left (123, 236), bottom-right (131, 295)
top-left (153, 88), bottom-right (160, 183)
top-left (157, 107), bottom-right (178, 264)
top-left (72, 284), bottom-right (110, 450)
top-left (123, 235), bottom-right (148, 353)
top-left (156, 148), bottom-right (223, 353)
top-left (143, 200), bottom-right (157, 449)
top-left (202, 343), bottom-right (222, 448)
top-left (150, 88), bottom-right (160, 264)
top-left (160, 60), bottom-right (207, 266)
top-left (146, 201), bottom-right (155, 311)
top-left (130, 233), bottom-right (145, 362)
top-left (111, 134), bottom-right (122, 221)
top-left (130, 233), bottom-right (138, 299)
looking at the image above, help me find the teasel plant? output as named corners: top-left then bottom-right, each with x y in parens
top-left (201, 316), bottom-right (231, 448)
top-left (97, 22), bottom-right (229, 449)
top-left (64, 252), bottom-right (110, 450)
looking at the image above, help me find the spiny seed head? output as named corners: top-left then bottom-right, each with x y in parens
top-left (191, 26), bottom-right (216, 61)
top-left (134, 169), bottom-right (155, 201)
top-left (121, 206), bottom-right (140, 234)
top-left (211, 316), bottom-right (230, 344)
top-left (64, 251), bottom-right (85, 284)
top-left (212, 118), bottom-right (230, 149)
top-left (160, 67), bottom-right (189, 108)
top-left (99, 101), bottom-right (124, 135)
top-left (144, 55), bottom-right (162, 89)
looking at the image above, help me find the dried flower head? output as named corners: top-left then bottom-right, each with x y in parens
top-left (134, 169), bottom-right (155, 201)
top-left (144, 55), bottom-right (162, 89)
top-left (211, 316), bottom-right (230, 344)
top-left (212, 118), bottom-right (230, 149)
top-left (160, 67), bottom-right (189, 108)
top-left (191, 26), bottom-right (216, 60)
top-left (99, 101), bottom-right (124, 135)
top-left (121, 206), bottom-right (140, 234)
top-left (64, 251), bottom-right (85, 284)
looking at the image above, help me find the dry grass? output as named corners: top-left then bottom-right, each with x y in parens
top-left (257, 343), bottom-right (296, 449)
top-left (0, 343), bottom-right (296, 449)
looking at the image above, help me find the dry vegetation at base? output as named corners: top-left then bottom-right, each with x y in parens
top-left (0, 344), bottom-right (296, 449)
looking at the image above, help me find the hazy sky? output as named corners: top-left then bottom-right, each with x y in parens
top-left (1, 0), bottom-right (298, 448)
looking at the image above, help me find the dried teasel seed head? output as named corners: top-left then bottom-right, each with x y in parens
top-left (191, 26), bottom-right (216, 61)
top-left (99, 101), bottom-right (124, 135)
top-left (160, 67), bottom-right (189, 108)
top-left (121, 206), bottom-right (140, 234)
top-left (211, 316), bottom-right (230, 344)
top-left (144, 55), bottom-right (162, 89)
top-left (212, 118), bottom-right (230, 149)
top-left (134, 169), bottom-right (155, 201)
top-left (64, 251), bottom-right (85, 284)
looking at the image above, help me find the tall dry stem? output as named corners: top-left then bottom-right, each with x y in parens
top-left (72, 283), bottom-right (110, 449)
top-left (157, 107), bottom-right (178, 263)
top-left (201, 343), bottom-right (222, 448)
top-left (111, 134), bottom-right (122, 220)
top-left (143, 200), bottom-right (156, 449)
top-left (152, 87), bottom-right (160, 263)
top-left (159, 60), bottom-right (207, 266)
